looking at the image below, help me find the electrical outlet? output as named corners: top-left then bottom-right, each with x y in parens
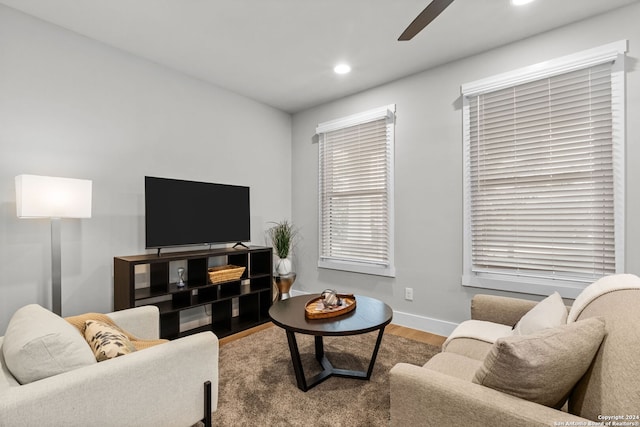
top-left (405, 287), bottom-right (414, 301)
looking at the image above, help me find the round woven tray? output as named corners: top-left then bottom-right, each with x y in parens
top-left (304, 294), bottom-right (356, 319)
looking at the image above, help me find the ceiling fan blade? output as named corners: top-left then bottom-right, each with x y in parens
top-left (398, 0), bottom-right (455, 41)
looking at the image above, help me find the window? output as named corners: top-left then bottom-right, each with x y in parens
top-left (461, 41), bottom-right (626, 298)
top-left (316, 105), bottom-right (396, 277)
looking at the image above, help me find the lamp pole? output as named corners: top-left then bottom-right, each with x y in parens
top-left (51, 217), bottom-right (62, 316)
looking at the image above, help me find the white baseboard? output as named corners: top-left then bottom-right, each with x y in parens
top-left (289, 290), bottom-right (457, 338)
top-left (391, 310), bottom-right (457, 337)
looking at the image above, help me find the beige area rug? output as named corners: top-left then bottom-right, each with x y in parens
top-left (210, 325), bottom-right (441, 426)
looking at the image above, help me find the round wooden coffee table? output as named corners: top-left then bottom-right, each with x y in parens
top-left (269, 294), bottom-right (393, 391)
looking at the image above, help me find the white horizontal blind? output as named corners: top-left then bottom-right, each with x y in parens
top-left (468, 62), bottom-right (615, 282)
top-left (319, 114), bottom-right (393, 272)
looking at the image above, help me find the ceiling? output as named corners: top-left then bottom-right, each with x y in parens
top-left (1, 0), bottom-right (638, 113)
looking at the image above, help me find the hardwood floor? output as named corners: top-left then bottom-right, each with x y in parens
top-left (218, 322), bottom-right (273, 347)
top-left (385, 323), bottom-right (447, 347)
top-left (219, 322), bottom-right (446, 347)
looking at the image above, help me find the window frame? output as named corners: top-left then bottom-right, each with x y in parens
top-left (461, 41), bottom-right (627, 298)
top-left (316, 104), bottom-right (396, 277)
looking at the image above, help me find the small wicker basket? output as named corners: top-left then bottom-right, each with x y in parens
top-left (207, 265), bottom-right (245, 284)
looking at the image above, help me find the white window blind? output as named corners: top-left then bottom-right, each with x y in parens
top-left (317, 105), bottom-right (395, 277)
top-left (462, 41), bottom-right (626, 297)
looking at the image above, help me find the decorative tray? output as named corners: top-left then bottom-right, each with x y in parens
top-left (305, 294), bottom-right (356, 319)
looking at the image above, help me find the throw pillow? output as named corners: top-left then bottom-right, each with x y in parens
top-left (84, 320), bottom-right (136, 362)
top-left (472, 317), bottom-right (606, 408)
top-left (512, 291), bottom-right (567, 335)
top-left (1, 304), bottom-right (97, 384)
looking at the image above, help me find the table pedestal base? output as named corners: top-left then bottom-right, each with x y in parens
top-left (274, 274), bottom-right (296, 300)
top-left (285, 327), bottom-right (386, 392)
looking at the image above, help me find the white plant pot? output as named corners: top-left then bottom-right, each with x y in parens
top-left (276, 257), bottom-right (292, 276)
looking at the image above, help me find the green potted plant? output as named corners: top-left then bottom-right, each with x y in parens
top-left (267, 220), bottom-right (297, 275)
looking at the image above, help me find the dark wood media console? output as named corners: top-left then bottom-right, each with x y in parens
top-left (114, 246), bottom-right (273, 339)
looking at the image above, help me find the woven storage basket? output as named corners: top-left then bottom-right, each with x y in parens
top-left (207, 265), bottom-right (245, 284)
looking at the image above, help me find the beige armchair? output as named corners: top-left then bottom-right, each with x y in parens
top-left (0, 305), bottom-right (218, 427)
top-left (390, 274), bottom-right (640, 426)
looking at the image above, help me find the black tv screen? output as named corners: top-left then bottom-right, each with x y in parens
top-left (145, 176), bottom-right (250, 249)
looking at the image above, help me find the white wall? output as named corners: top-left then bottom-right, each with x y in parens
top-left (291, 3), bottom-right (640, 335)
top-left (0, 5), bottom-right (292, 332)
top-left (3, 3), bottom-right (639, 337)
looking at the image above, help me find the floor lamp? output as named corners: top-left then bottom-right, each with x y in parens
top-left (15, 175), bottom-right (92, 316)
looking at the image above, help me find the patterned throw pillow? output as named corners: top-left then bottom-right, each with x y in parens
top-left (84, 320), bottom-right (136, 362)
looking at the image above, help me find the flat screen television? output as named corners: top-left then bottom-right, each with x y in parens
top-left (145, 176), bottom-right (250, 249)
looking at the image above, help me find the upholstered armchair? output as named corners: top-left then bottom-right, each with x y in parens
top-left (0, 304), bottom-right (218, 427)
top-left (390, 274), bottom-right (640, 426)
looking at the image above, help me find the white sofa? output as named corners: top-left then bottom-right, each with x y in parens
top-left (0, 305), bottom-right (218, 427)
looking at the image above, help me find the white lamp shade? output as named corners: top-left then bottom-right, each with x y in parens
top-left (16, 175), bottom-right (92, 218)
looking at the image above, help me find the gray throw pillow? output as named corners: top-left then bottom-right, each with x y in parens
top-left (473, 317), bottom-right (605, 408)
top-left (2, 304), bottom-right (96, 384)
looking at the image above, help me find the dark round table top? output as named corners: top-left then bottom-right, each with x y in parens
top-left (269, 294), bottom-right (393, 336)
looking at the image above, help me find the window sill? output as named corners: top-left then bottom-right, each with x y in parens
top-left (318, 259), bottom-right (395, 278)
top-left (461, 273), bottom-right (587, 299)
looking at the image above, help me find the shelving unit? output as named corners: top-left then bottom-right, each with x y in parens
top-left (114, 246), bottom-right (273, 339)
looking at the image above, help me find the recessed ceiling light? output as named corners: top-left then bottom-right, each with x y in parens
top-left (334, 64), bottom-right (351, 75)
top-left (511, 0), bottom-right (535, 5)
